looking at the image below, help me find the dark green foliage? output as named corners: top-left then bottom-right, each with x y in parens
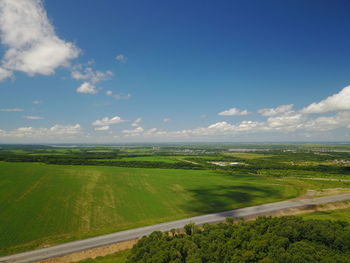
top-left (0, 153), bottom-right (201, 169)
top-left (0, 144), bottom-right (349, 174)
top-left (127, 217), bottom-right (350, 263)
top-left (225, 216), bottom-right (234, 224)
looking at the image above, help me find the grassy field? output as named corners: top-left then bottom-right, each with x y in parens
top-left (78, 250), bottom-right (129, 263)
top-left (298, 207), bottom-right (350, 223)
top-left (257, 168), bottom-right (350, 179)
top-left (0, 161), bottom-right (323, 256)
top-left (1, 144), bottom-right (350, 257)
top-left (100, 156), bottom-right (178, 163)
top-left (224, 153), bottom-right (274, 159)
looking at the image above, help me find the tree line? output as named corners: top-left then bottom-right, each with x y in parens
top-left (0, 153), bottom-right (202, 169)
top-left (127, 216), bottom-right (350, 263)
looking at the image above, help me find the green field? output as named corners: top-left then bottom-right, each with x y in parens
top-left (1, 143), bottom-right (350, 257)
top-left (78, 250), bottom-right (129, 263)
top-left (96, 156), bottom-right (178, 163)
top-left (0, 161), bottom-right (320, 256)
top-left (224, 153), bottom-right (274, 159)
top-left (299, 207), bottom-right (350, 223)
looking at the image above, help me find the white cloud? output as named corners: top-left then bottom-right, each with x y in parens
top-left (146, 111), bottom-right (350, 139)
top-left (258, 104), bottom-right (294, 116)
top-left (106, 90), bottom-right (131, 100)
top-left (24, 115), bottom-right (44, 120)
top-left (208, 121), bottom-right (232, 130)
top-left (163, 118), bottom-right (171, 123)
top-left (115, 54), bottom-right (127, 63)
top-left (0, 108), bottom-right (24, 112)
top-left (49, 124), bottom-right (81, 135)
top-left (124, 118), bottom-right (144, 133)
top-left (72, 67), bottom-right (112, 83)
top-left (301, 85), bottom-right (350, 114)
top-left (0, 67), bottom-right (13, 81)
top-left (0, 124), bottom-right (81, 138)
top-left (76, 82), bottom-right (97, 94)
top-left (32, 100), bottom-right (42, 104)
top-left (145, 128), bottom-right (158, 133)
top-left (95, 125), bottom-right (110, 131)
top-left (196, 120), bottom-right (264, 135)
top-left (73, 67), bottom-right (112, 94)
top-left (302, 111), bottom-right (350, 131)
top-left (132, 118), bottom-right (142, 127)
top-left (266, 112), bottom-right (305, 131)
top-left (134, 117), bottom-right (142, 123)
top-left (0, 0), bottom-right (80, 80)
top-left (92, 116), bottom-right (126, 126)
top-left (218, 108), bottom-right (250, 116)
top-left (123, 126), bottom-right (144, 134)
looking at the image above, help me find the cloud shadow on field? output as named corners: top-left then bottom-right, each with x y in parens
top-left (182, 185), bottom-right (281, 214)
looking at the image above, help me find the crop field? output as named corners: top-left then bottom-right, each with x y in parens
top-left (0, 160), bottom-right (313, 255)
top-left (1, 143), bottom-right (350, 256)
top-left (0, 160), bottom-right (337, 256)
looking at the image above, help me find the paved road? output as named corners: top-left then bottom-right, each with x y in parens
top-left (2, 193), bottom-right (350, 263)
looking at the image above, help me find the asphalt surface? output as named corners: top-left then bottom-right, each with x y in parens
top-left (2, 193), bottom-right (350, 263)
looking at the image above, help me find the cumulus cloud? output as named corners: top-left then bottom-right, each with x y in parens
top-left (76, 82), bottom-right (97, 94)
top-left (258, 104), bottom-right (294, 116)
top-left (218, 108), bottom-right (250, 116)
top-left (196, 120), bottom-right (264, 135)
top-left (132, 118), bottom-right (142, 127)
top-left (49, 124), bottom-right (81, 135)
top-left (302, 111), bottom-right (350, 131)
top-left (115, 54), bottom-right (127, 63)
top-left (72, 67), bottom-right (112, 83)
top-left (208, 121), bottom-right (232, 130)
top-left (123, 126), bottom-right (144, 134)
top-left (301, 85), bottom-right (350, 114)
top-left (0, 67), bottom-right (13, 81)
top-left (92, 116), bottom-right (126, 126)
top-left (266, 112), bottom-right (305, 131)
top-left (0, 108), bottom-right (23, 112)
top-left (94, 125), bottom-right (109, 131)
top-left (196, 111), bottom-right (350, 136)
top-left (0, 0), bottom-right (80, 81)
top-left (145, 128), bottom-right (158, 133)
top-left (163, 118), bottom-right (171, 123)
top-left (0, 124), bottom-right (81, 138)
top-left (23, 115), bottom-right (44, 120)
top-left (123, 117), bottom-right (144, 133)
top-left (123, 127), bottom-right (166, 137)
top-left (139, 110), bottom-right (350, 139)
top-left (72, 66), bottom-right (113, 94)
top-left (106, 90), bottom-right (131, 100)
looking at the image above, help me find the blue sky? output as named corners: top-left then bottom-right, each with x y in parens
top-left (1, 0), bottom-right (350, 142)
